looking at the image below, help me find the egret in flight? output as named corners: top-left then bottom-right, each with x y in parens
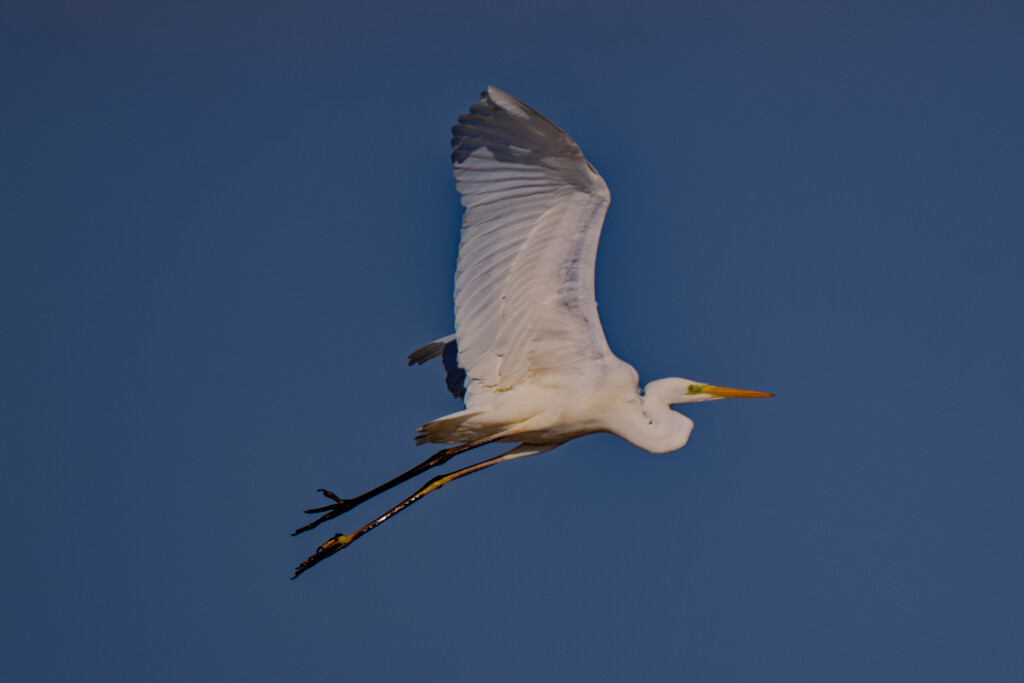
top-left (292, 87), bottom-right (772, 577)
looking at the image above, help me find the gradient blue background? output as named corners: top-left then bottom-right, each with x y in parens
top-left (3, 1), bottom-right (1023, 680)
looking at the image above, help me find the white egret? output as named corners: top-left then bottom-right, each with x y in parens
top-left (293, 87), bottom-right (771, 577)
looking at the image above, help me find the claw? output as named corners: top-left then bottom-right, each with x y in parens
top-left (303, 501), bottom-right (347, 515)
top-left (302, 488), bottom-right (347, 513)
top-left (292, 533), bottom-right (354, 579)
top-left (292, 509), bottom-right (341, 536)
top-left (316, 488), bottom-right (343, 504)
top-left (293, 489), bottom-right (358, 536)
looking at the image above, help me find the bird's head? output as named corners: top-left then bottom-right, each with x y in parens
top-left (645, 377), bottom-right (774, 406)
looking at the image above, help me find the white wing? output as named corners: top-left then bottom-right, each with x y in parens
top-left (452, 87), bottom-right (614, 397)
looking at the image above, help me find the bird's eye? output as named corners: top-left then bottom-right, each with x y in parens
top-left (687, 384), bottom-right (701, 394)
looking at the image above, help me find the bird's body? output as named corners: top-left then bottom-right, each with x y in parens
top-left (410, 86), bottom-right (766, 453)
top-left (292, 87), bottom-right (771, 577)
top-left (414, 353), bottom-right (707, 454)
top-left (415, 354), bottom-right (647, 447)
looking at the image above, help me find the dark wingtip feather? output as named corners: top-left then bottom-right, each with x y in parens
top-left (408, 337), bottom-right (450, 365)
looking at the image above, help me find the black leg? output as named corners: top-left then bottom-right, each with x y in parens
top-left (292, 433), bottom-right (512, 536)
top-left (292, 443), bottom-right (553, 578)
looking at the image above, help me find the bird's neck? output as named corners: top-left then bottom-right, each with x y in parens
top-left (622, 379), bottom-right (695, 454)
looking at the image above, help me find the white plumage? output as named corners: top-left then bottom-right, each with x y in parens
top-left (452, 87), bottom-right (612, 392)
top-left (292, 87), bottom-right (771, 577)
top-left (413, 87), bottom-right (769, 452)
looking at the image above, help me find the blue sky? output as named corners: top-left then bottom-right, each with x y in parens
top-left (2, 1), bottom-right (1023, 680)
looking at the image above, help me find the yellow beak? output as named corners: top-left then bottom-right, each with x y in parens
top-left (701, 385), bottom-right (774, 399)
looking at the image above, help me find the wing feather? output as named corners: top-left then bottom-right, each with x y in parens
top-left (451, 87), bottom-right (614, 396)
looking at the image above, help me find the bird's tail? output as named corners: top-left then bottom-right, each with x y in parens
top-left (415, 410), bottom-right (486, 445)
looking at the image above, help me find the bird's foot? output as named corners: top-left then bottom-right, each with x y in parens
top-left (292, 532), bottom-right (355, 579)
top-left (292, 489), bottom-right (357, 536)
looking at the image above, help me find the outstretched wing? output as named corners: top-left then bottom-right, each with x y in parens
top-left (451, 87), bottom-right (614, 397)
